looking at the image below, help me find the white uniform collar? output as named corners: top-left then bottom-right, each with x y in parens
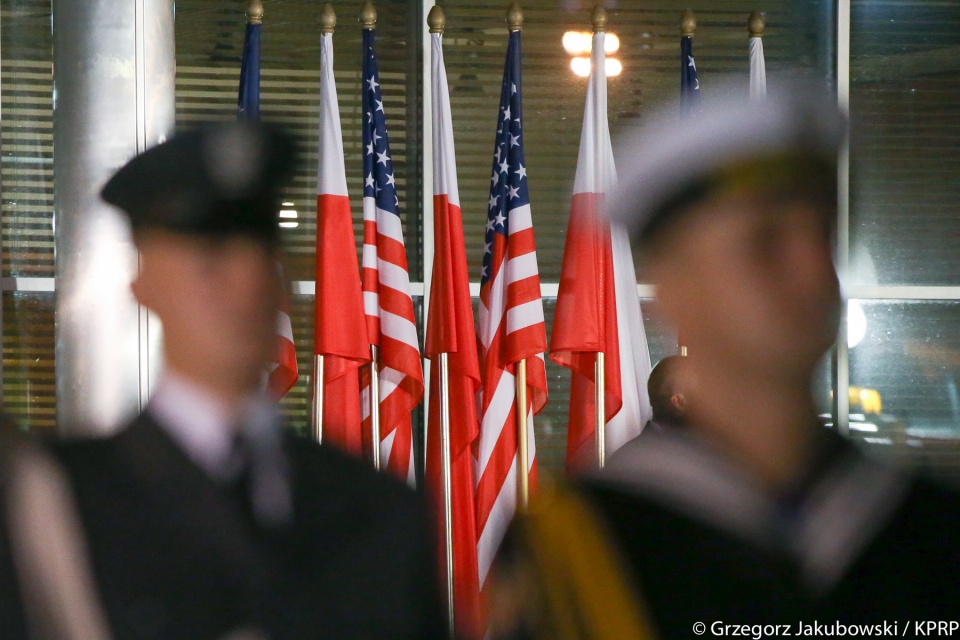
top-left (146, 371), bottom-right (276, 481)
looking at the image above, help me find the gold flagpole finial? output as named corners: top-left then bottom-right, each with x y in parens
top-left (428, 5), bottom-right (446, 34)
top-left (506, 2), bottom-right (523, 32)
top-left (748, 11), bottom-right (765, 37)
top-left (590, 4), bottom-right (608, 33)
top-left (320, 4), bottom-right (336, 33)
top-left (680, 9), bottom-right (696, 37)
top-left (246, 0), bottom-right (264, 25)
top-left (360, 0), bottom-right (377, 29)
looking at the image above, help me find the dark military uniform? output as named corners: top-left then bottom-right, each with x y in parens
top-left (48, 412), bottom-right (443, 640)
top-left (584, 429), bottom-right (960, 637)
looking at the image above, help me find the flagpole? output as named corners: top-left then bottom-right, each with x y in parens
top-left (369, 346), bottom-right (381, 469)
top-left (591, 3), bottom-right (608, 470)
top-left (428, 7), bottom-right (456, 632)
top-left (311, 3), bottom-right (335, 446)
top-left (504, 1), bottom-right (531, 509)
top-left (439, 353), bottom-right (456, 633)
top-left (312, 355), bottom-right (325, 443)
top-left (677, 8), bottom-right (695, 358)
top-left (360, 0), bottom-right (383, 472)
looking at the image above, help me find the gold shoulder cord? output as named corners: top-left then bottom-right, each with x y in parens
top-left (519, 482), bottom-right (658, 640)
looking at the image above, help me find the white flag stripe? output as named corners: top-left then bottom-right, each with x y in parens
top-left (378, 365), bottom-right (405, 403)
top-left (475, 373), bottom-right (515, 478)
top-left (606, 223), bottom-right (653, 455)
top-left (375, 206), bottom-right (406, 245)
top-left (430, 34), bottom-right (460, 207)
top-left (380, 309), bottom-right (420, 351)
top-left (363, 291), bottom-right (379, 317)
top-left (505, 252), bottom-right (540, 285)
top-left (572, 33), bottom-right (617, 196)
top-left (317, 34), bottom-right (348, 196)
top-left (362, 243), bottom-right (378, 270)
top-left (377, 260), bottom-right (415, 297)
top-left (526, 407), bottom-right (536, 469)
top-left (506, 300), bottom-right (545, 335)
top-left (749, 37), bottom-right (767, 102)
top-left (362, 199), bottom-right (377, 222)
top-left (380, 426), bottom-right (396, 468)
top-left (479, 266), bottom-right (507, 348)
top-left (275, 311), bottom-right (294, 342)
top-left (507, 203), bottom-right (532, 233)
top-left (477, 456), bottom-right (517, 586)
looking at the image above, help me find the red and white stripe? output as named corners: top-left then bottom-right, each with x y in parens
top-left (550, 32), bottom-right (653, 470)
top-left (266, 286), bottom-right (298, 398)
top-left (360, 186), bottom-right (423, 485)
top-left (474, 201), bottom-right (548, 592)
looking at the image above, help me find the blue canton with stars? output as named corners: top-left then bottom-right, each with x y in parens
top-left (482, 30), bottom-right (530, 285)
top-left (681, 36), bottom-right (702, 116)
top-left (363, 29), bottom-right (400, 217)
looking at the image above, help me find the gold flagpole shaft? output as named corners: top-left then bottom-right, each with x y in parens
top-left (596, 352), bottom-right (605, 468)
top-left (370, 345), bottom-right (381, 470)
top-left (516, 359), bottom-right (529, 509)
top-left (312, 355), bottom-right (324, 444)
top-left (438, 352), bottom-right (456, 635)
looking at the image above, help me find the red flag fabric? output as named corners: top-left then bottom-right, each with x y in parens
top-left (266, 285), bottom-right (299, 398)
top-left (425, 31), bottom-right (483, 640)
top-left (314, 31), bottom-right (370, 455)
top-left (550, 32), bottom-right (653, 471)
top-left (474, 28), bottom-right (548, 603)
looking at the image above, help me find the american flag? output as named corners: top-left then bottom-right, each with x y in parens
top-left (237, 14), bottom-right (298, 398)
top-left (359, 29), bottom-right (423, 484)
top-left (474, 29), bottom-right (547, 596)
top-left (681, 34), bottom-right (702, 115)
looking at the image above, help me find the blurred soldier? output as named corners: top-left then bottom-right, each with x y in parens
top-left (1, 122), bottom-right (444, 640)
top-left (490, 89), bottom-right (960, 638)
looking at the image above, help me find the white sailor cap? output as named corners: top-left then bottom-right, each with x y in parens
top-left (604, 84), bottom-right (846, 242)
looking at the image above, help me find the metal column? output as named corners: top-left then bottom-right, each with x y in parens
top-left (53, 0), bottom-right (174, 435)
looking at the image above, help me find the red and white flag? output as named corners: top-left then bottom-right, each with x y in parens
top-left (314, 30), bottom-right (369, 455)
top-left (474, 28), bottom-right (547, 601)
top-left (266, 284), bottom-right (299, 398)
top-left (550, 31), bottom-right (653, 470)
top-left (358, 27), bottom-right (423, 484)
top-left (425, 29), bottom-right (483, 640)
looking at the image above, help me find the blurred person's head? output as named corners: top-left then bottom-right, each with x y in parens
top-left (102, 122), bottom-right (296, 400)
top-left (608, 88), bottom-right (843, 390)
top-left (647, 356), bottom-right (693, 428)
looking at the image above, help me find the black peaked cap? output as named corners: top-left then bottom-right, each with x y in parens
top-left (101, 121), bottom-right (297, 243)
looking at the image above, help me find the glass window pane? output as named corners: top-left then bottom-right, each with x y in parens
top-left (848, 300), bottom-right (960, 482)
top-left (849, 2), bottom-right (960, 285)
top-left (1, 0), bottom-right (55, 277)
top-left (174, 0), bottom-right (423, 282)
top-left (442, 0), bottom-right (834, 283)
top-left (2, 291), bottom-right (55, 431)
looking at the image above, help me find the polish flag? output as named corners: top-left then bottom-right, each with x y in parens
top-left (550, 31), bottom-right (653, 470)
top-left (424, 28), bottom-right (483, 640)
top-left (314, 30), bottom-right (369, 455)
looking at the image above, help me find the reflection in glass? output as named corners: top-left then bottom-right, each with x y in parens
top-left (848, 300), bottom-right (960, 482)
